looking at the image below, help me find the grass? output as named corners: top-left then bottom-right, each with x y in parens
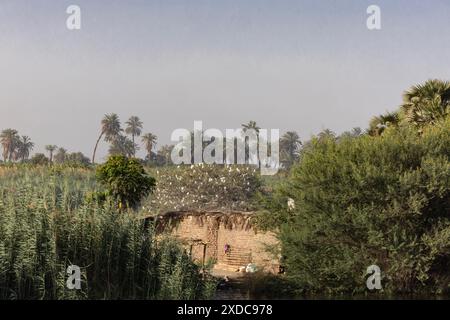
top-left (0, 165), bottom-right (216, 300)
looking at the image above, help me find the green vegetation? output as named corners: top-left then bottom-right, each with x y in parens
top-left (96, 155), bottom-right (156, 210)
top-left (280, 131), bottom-right (302, 169)
top-left (0, 130), bottom-right (34, 162)
top-left (1, 79), bottom-right (448, 299)
top-left (259, 80), bottom-right (450, 296)
top-left (1, 113), bottom-right (301, 172)
top-left (368, 79), bottom-right (450, 135)
top-left (30, 153), bottom-right (50, 166)
top-left (0, 166), bottom-right (215, 299)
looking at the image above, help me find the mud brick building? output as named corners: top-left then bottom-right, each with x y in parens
top-left (152, 211), bottom-right (280, 273)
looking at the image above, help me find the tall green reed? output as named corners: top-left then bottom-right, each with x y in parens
top-left (0, 166), bottom-right (215, 300)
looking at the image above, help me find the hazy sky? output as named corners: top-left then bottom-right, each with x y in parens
top-left (1, 0), bottom-right (449, 160)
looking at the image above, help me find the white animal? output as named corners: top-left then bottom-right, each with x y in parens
top-left (287, 198), bottom-right (295, 211)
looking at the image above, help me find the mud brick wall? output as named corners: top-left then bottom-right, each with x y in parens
top-left (163, 212), bottom-right (279, 272)
top-left (216, 226), bottom-right (279, 272)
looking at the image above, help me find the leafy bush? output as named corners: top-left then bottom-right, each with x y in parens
top-left (30, 153), bottom-right (49, 165)
top-left (259, 118), bottom-right (450, 295)
top-left (146, 164), bottom-right (261, 213)
top-left (96, 155), bottom-right (156, 209)
top-left (65, 152), bottom-right (91, 167)
top-left (0, 167), bottom-right (215, 300)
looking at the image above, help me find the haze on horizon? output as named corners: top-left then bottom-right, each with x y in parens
top-left (1, 0), bottom-right (449, 161)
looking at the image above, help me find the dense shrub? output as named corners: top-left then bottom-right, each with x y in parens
top-left (96, 155), bottom-right (156, 210)
top-left (145, 164), bottom-right (261, 213)
top-left (0, 168), bottom-right (215, 299)
top-left (30, 153), bottom-right (49, 166)
top-left (65, 152), bottom-right (91, 167)
top-left (259, 118), bottom-right (450, 295)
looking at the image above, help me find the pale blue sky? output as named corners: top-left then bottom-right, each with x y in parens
top-left (0, 0), bottom-right (449, 160)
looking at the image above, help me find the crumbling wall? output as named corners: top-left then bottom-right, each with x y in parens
top-left (160, 211), bottom-right (280, 272)
top-left (165, 215), bottom-right (209, 263)
top-left (216, 226), bottom-right (279, 272)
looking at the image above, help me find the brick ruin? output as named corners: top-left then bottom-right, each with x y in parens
top-left (153, 211), bottom-right (280, 273)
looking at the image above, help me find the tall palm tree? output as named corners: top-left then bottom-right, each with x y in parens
top-left (92, 113), bottom-right (122, 163)
top-left (16, 136), bottom-right (34, 162)
top-left (0, 129), bottom-right (19, 162)
top-left (241, 121), bottom-right (261, 164)
top-left (241, 120), bottom-right (260, 133)
top-left (141, 133), bottom-right (157, 161)
top-left (125, 116), bottom-right (143, 156)
top-left (45, 145), bottom-right (57, 163)
top-left (401, 79), bottom-right (450, 127)
top-left (157, 145), bottom-right (174, 166)
top-left (280, 131), bottom-right (301, 168)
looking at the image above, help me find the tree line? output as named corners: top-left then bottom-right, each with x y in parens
top-left (0, 115), bottom-right (304, 168)
top-left (0, 129), bottom-right (91, 166)
top-left (90, 114), bottom-right (304, 169)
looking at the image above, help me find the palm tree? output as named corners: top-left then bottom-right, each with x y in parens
top-left (157, 145), bottom-right (174, 166)
top-left (401, 79), bottom-right (450, 128)
top-left (0, 129), bottom-right (19, 162)
top-left (280, 131), bottom-right (301, 168)
top-left (54, 147), bottom-right (68, 164)
top-left (241, 120), bottom-right (260, 133)
top-left (125, 116), bottom-right (143, 156)
top-left (241, 121), bottom-right (261, 164)
top-left (45, 145), bottom-right (57, 162)
top-left (318, 129), bottom-right (336, 140)
top-left (368, 111), bottom-right (400, 136)
top-left (92, 113), bottom-right (122, 163)
top-left (109, 135), bottom-right (135, 158)
top-left (16, 136), bottom-right (34, 162)
top-left (142, 133), bottom-right (157, 162)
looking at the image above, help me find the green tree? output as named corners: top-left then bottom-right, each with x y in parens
top-left (368, 111), bottom-right (401, 136)
top-left (66, 152), bottom-right (91, 166)
top-left (259, 118), bottom-right (450, 295)
top-left (16, 135), bottom-right (34, 162)
top-left (280, 131), bottom-right (301, 169)
top-left (30, 153), bottom-right (49, 165)
top-left (125, 116), bottom-right (143, 156)
top-left (0, 129), bottom-right (19, 162)
top-left (54, 147), bottom-right (67, 164)
top-left (108, 135), bottom-right (135, 158)
top-left (401, 79), bottom-right (450, 128)
top-left (156, 145), bottom-right (174, 166)
top-left (92, 113), bottom-right (122, 164)
top-left (142, 133), bottom-right (158, 163)
top-left (96, 155), bottom-right (156, 209)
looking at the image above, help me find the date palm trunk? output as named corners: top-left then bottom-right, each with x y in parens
top-left (92, 131), bottom-right (104, 164)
